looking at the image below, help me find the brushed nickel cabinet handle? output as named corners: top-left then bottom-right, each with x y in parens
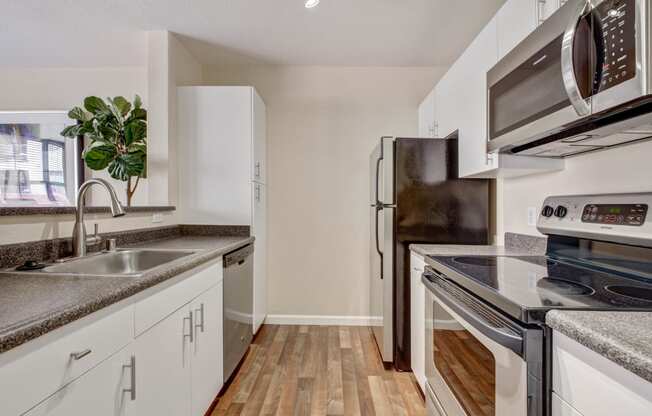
top-left (184, 311), bottom-right (194, 343)
top-left (70, 349), bottom-right (92, 360)
top-left (195, 303), bottom-right (205, 333)
top-left (123, 355), bottom-right (136, 401)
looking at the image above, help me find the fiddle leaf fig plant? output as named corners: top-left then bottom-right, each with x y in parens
top-left (61, 95), bottom-right (147, 206)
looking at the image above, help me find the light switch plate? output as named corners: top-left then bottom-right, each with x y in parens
top-left (152, 213), bottom-right (163, 223)
top-left (527, 207), bottom-right (537, 226)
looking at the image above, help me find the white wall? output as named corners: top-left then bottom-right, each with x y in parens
top-left (0, 32), bottom-right (203, 245)
top-left (497, 139), bottom-right (652, 238)
top-left (0, 66), bottom-right (149, 207)
top-left (204, 65), bottom-right (444, 318)
top-left (147, 31), bottom-right (203, 206)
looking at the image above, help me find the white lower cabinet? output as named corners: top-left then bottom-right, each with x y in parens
top-left (7, 260), bottom-right (228, 416)
top-left (409, 252), bottom-right (426, 391)
top-left (134, 305), bottom-right (193, 416)
top-left (552, 330), bottom-right (652, 416)
top-left (190, 283), bottom-right (224, 416)
top-left (24, 345), bottom-right (136, 416)
top-left (136, 282), bottom-right (225, 416)
top-left (253, 182), bottom-right (267, 334)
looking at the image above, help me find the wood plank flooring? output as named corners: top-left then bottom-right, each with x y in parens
top-left (211, 325), bottom-right (425, 416)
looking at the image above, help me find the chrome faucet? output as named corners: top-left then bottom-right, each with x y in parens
top-left (72, 179), bottom-right (126, 257)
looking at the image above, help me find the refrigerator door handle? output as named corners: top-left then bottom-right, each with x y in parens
top-left (375, 155), bottom-right (383, 205)
top-left (375, 204), bottom-right (383, 278)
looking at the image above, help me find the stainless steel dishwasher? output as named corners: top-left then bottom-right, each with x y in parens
top-left (223, 244), bottom-right (254, 382)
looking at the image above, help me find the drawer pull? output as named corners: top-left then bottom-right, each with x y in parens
top-left (195, 303), bottom-right (205, 333)
top-left (70, 349), bottom-right (92, 360)
top-left (123, 355), bottom-right (136, 401)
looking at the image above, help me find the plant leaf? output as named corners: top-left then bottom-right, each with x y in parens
top-left (84, 96), bottom-right (109, 115)
top-left (106, 98), bottom-right (125, 126)
top-left (83, 142), bottom-right (117, 170)
top-left (107, 153), bottom-right (144, 181)
top-left (125, 120), bottom-right (147, 145)
top-left (112, 96), bottom-right (131, 117)
top-left (68, 107), bottom-right (90, 122)
top-left (128, 108), bottom-right (147, 122)
top-left (134, 95), bottom-right (142, 109)
top-left (60, 124), bottom-right (82, 138)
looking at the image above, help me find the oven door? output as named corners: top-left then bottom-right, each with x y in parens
top-left (423, 268), bottom-right (544, 416)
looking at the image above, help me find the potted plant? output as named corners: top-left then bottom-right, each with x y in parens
top-left (61, 95), bottom-right (147, 206)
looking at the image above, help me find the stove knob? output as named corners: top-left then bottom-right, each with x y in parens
top-left (541, 205), bottom-right (555, 217)
top-left (555, 205), bottom-right (568, 218)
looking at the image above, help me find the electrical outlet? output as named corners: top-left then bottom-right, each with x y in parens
top-left (152, 213), bottom-right (163, 224)
top-left (527, 207), bottom-right (537, 226)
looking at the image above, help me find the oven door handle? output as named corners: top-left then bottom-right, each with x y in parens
top-left (423, 273), bottom-right (525, 357)
top-left (561, 0), bottom-right (592, 116)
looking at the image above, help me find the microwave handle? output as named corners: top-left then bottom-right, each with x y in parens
top-left (561, 0), bottom-right (592, 116)
top-left (422, 271), bottom-right (525, 357)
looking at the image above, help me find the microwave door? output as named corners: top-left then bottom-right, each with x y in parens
top-left (561, 0), bottom-right (595, 116)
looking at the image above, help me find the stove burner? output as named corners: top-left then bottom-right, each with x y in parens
top-left (605, 285), bottom-right (652, 302)
top-left (452, 256), bottom-right (498, 267)
top-left (537, 278), bottom-right (595, 296)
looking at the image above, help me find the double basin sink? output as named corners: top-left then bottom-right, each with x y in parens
top-left (10, 249), bottom-right (198, 277)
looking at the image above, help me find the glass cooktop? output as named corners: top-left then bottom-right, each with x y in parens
top-left (426, 255), bottom-right (652, 323)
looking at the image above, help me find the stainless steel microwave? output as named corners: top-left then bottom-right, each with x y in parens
top-left (488, 0), bottom-right (652, 157)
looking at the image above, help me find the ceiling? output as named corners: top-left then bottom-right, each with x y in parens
top-left (1, 0), bottom-right (506, 68)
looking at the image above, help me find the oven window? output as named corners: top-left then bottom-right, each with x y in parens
top-left (489, 34), bottom-right (570, 140)
top-left (433, 301), bottom-right (495, 416)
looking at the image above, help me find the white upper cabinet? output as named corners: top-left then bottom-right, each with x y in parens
top-left (497, 0), bottom-right (565, 59)
top-left (497, 0), bottom-right (537, 60)
top-left (418, 87), bottom-right (437, 138)
top-left (252, 90), bottom-right (267, 184)
top-left (423, 0), bottom-right (565, 179)
top-left (177, 86), bottom-right (267, 224)
top-left (456, 16), bottom-right (499, 177)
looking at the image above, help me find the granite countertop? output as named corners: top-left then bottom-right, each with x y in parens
top-left (547, 310), bottom-right (652, 384)
top-left (0, 235), bottom-right (253, 354)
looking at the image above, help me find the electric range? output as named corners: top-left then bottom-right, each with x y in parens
top-left (422, 193), bottom-right (652, 416)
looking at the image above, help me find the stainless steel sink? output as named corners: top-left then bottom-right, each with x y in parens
top-left (40, 249), bottom-right (197, 276)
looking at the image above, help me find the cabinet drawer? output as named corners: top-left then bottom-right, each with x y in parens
top-left (0, 305), bottom-right (133, 416)
top-left (553, 331), bottom-right (652, 416)
top-left (134, 259), bottom-right (223, 336)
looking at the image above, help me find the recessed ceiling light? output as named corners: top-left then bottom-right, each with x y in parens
top-left (305, 0), bottom-right (320, 8)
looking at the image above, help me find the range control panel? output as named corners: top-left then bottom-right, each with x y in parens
top-left (596, 0), bottom-right (636, 92)
top-left (582, 204), bottom-right (648, 226)
top-left (537, 193), bottom-right (652, 248)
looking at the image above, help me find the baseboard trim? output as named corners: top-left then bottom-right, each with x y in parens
top-left (265, 314), bottom-right (382, 327)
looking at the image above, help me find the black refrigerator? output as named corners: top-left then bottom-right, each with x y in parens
top-left (369, 135), bottom-right (489, 371)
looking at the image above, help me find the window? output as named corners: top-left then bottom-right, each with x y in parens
top-left (0, 112), bottom-right (79, 206)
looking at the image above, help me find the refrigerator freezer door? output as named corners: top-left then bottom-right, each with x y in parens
top-left (369, 137), bottom-right (395, 363)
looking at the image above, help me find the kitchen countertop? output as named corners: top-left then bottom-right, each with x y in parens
top-left (547, 310), bottom-right (652, 384)
top-left (0, 235), bottom-right (253, 355)
top-left (410, 244), bottom-right (541, 258)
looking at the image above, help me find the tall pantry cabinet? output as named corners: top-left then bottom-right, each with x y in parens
top-left (177, 86), bottom-right (267, 334)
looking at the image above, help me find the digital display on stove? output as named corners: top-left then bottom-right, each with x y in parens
top-left (582, 204), bottom-right (648, 226)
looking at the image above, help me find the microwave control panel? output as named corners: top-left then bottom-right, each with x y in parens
top-left (596, 0), bottom-right (636, 92)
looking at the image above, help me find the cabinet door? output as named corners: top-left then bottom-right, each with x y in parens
top-left (252, 182), bottom-right (267, 334)
top-left (409, 253), bottom-right (426, 391)
top-left (24, 346), bottom-right (136, 416)
top-left (497, 0), bottom-right (537, 59)
top-left (418, 87), bottom-right (437, 138)
top-left (190, 283), bottom-right (224, 416)
top-left (457, 17), bottom-right (500, 177)
top-left (135, 306), bottom-right (192, 416)
top-left (252, 89), bottom-right (267, 184)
